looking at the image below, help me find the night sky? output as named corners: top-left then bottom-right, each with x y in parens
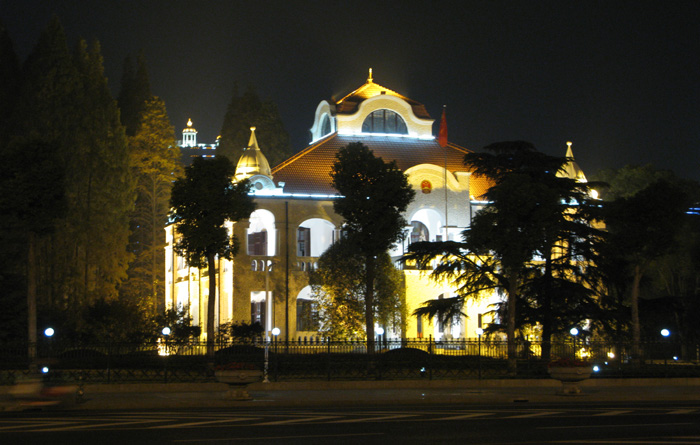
top-left (2, 1), bottom-right (699, 180)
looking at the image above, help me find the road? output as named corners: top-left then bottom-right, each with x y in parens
top-left (1, 402), bottom-right (699, 444)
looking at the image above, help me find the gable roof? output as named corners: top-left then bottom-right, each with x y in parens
top-left (333, 79), bottom-right (431, 120)
top-left (271, 134), bottom-right (491, 199)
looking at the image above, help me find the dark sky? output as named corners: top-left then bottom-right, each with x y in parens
top-left (2, 1), bottom-right (699, 180)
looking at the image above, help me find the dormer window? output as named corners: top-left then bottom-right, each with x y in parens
top-left (362, 109), bottom-right (408, 135)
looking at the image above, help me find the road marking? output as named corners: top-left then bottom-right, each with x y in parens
top-left (540, 422), bottom-right (694, 430)
top-left (506, 411), bottom-right (562, 418)
top-left (0, 421), bottom-right (78, 431)
top-left (253, 416), bottom-right (340, 426)
top-left (592, 410), bottom-right (633, 416)
top-left (668, 409), bottom-right (697, 414)
top-left (424, 412), bottom-right (495, 421)
top-left (36, 419), bottom-right (166, 432)
top-left (150, 417), bottom-right (259, 429)
top-left (174, 432), bottom-right (385, 442)
top-left (333, 414), bottom-right (419, 423)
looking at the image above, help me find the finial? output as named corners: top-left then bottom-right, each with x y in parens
top-left (251, 126), bottom-right (256, 132)
top-left (567, 141), bottom-right (572, 148)
top-left (187, 118), bottom-right (193, 127)
top-left (368, 68), bottom-right (373, 82)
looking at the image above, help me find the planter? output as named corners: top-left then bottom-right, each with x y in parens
top-left (215, 370), bottom-right (263, 401)
top-left (548, 366), bottom-right (593, 395)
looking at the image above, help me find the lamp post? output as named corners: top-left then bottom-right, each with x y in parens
top-left (267, 327), bottom-right (280, 382)
top-left (661, 328), bottom-right (670, 372)
top-left (162, 327), bottom-right (171, 383)
top-left (376, 327), bottom-right (385, 350)
top-left (570, 327), bottom-right (579, 358)
top-left (476, 328), bottom-right (483, 380)
top-left (44, 327), bottom-right (54, 376)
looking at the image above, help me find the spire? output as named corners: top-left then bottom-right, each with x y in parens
top-left (248, 126), bottom-right (260, 151)
top-left (235, 126), bottom-right (272, 181)
top-left (559, 141), bottom-right (587, 182)
top-left (368, 67), bottom-right (373, 83)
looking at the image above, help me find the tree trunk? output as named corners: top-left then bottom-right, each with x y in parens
top-left (541, 254), bottom-right (554, 363)
top-left (631, 264), bottom-right (643, 366)
top-left (506, 268), bottom-right (518, 376)
top-left (207, 252), bottom-right (217, 358)
top-left (27, 231), bottom-right (38, 371)
top-left (365, 254), bottom-right (376, 354)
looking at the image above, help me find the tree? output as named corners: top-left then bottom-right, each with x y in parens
top-left (169, 157), bottom-right (256, 357)
top-left (6, 18), bottom-right (133, 334)
top-left (123, 97), bottom-right (182, 312)
top-left (0, 139), bottom-right (66, 363)
top-left (603, 179), bottom-right (689, 363)
top-left (0, 20), bottom-right (20, 127)
top-left (117, 51), bottom-right (152, 136)
top-left (404, 141), bottom-right (604, 372)
top-left (218, 84), bottom-right (291, 167)
top-left (330, 142), bottom-right (415, 350)
top-left (309, 239), bottom-right (406, 339)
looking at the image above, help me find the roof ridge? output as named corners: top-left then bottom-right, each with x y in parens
top-left (271, 132), bottom-right (338, 173)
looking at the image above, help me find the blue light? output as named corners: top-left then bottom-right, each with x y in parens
top-left (41, 367), bottom-right (49, 373)
top-left (593, 365), bottom-right (600, 372)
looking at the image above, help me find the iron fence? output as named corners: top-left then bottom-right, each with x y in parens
top-left (0, 338), bottom-right (698, 385)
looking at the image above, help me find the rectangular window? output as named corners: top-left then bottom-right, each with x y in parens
top-left (248, 231), bottom-right (267, 256)
top-left (296, 298), bottom-right (318, 332)
top-left (297, 227), bottom-right (311, 256)
top-left (251, 292), bottom-right (266, 326)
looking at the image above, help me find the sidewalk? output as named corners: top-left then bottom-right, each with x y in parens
top-left (3, 378), bottom-right (700, 411)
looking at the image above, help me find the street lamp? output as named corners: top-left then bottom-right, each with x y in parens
top-left (161, 327), bottom-right (171, 356)
top-left (660, 328), bottom-right (671, 370)
top-left (570, 327), bottom-right (579, 358)
top-left (476, 328), bottom-right (484, 380)
top-left (44, 328), bottom-right (54, 375)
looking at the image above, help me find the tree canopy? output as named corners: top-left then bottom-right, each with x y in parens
top-left (218, 84), bottom-right (291, 168)
top-left (330, 142), bottom-right (414, 347)
top-left (169, 156), bottom-right (256, 355)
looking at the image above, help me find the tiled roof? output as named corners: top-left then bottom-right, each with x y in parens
top-left (270, 134), bottom-right (492, 198)
top-left (333, 80), bottom-right (431, 120)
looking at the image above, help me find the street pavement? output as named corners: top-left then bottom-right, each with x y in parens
top-left (2, 378), bottom-right (700, 411)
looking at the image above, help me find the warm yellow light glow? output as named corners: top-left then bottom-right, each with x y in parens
top-left (566, 141), bottom-right (572, 148)
top-left (187, 118), bottom-right (193, 127)
top-left (607, 351), bottom-right (615, 359)
top-left (368, 67), bottom-right (373, 82)
top-left (591, 189), bottom-right (599, 199)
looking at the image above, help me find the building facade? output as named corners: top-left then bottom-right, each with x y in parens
top-left (165, 72), bottom-right (584, 343)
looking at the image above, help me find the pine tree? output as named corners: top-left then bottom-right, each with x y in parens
top-left (117, 50), bottom-right (152, 136)
top-left (218, 84), bottom-right (291, 167)
top-left (0, 20), bottom-right (20, 127)
top-left (124, 97), bottom-right (183, 312)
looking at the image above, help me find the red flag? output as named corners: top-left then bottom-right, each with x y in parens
top-left (438, 107), bottom-right (448, 147)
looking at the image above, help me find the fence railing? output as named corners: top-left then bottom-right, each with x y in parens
top-left (1, 338), bottom-right (697, 385)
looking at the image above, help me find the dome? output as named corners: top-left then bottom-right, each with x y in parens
top-left (235, 127), bottom-right (272, 181)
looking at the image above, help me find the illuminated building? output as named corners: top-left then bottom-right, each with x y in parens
top-left (164, 71), bottom-right (585, 342)
top-left (177, 118), bottom-right (219, 165)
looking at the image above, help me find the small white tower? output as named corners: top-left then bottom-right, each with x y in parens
top-left (182, 119), bottom-right (198, 147)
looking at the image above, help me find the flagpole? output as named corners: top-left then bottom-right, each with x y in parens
top-left (439, 106), bottom-right (448, 242)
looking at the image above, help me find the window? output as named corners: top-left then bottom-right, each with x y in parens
top-left (251, 293), bottom-right (266, 326)
top-left (362, 109), bottom-right (408, 134)
top-left (410, 221), bottom-right (429, 244)
top-left (248, 230), bottom-right (267, 256)
top-left (296, 298), bottom-right (319, 332)
top-left (321, 114), bottom-right (331, 136)
top-left (297, 227), bottom-right (311, 257)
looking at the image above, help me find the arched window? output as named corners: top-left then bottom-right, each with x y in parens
top-left (362, 109), bottom-right (408, 134)
top-left (320, 113), bottom-right (331, 136)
